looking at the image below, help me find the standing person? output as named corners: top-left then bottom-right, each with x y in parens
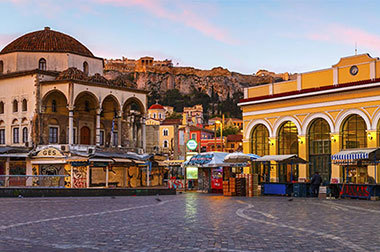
top-left (310, 171), bottom-right (322, 197)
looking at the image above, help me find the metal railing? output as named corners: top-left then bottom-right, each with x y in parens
top-left (0, 175), bottom-right (69, 188)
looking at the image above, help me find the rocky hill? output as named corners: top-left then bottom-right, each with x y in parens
top-left (104, 61), bottom-right (295, 100)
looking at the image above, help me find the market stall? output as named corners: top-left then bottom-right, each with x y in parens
top-left (330, 148), bottom-right (380, 199)
top-left (253, 155), bottom-right (308, 196)
top-left (223, 152), bottom-right (260, 197)
top-left (186, 152), bottom-right (230, 193)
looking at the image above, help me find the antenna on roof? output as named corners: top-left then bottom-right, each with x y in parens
top-left (355, 42), bottom-right (357, 55)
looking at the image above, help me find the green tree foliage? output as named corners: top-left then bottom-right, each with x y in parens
top-left (166, 112), bottom-right (183, 119)
top-left (216, 125), bottom-right (240, 137)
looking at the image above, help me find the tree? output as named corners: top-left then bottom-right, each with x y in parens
top-left (216, 125), bottom-right (240, 137)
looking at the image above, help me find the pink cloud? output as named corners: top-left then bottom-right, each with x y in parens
top-left (307, 24), bottom-right (380, 52)
top-left (96, 0), bottom-right (237, 45)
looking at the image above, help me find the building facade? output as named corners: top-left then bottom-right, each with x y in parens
top-left (0, 27), bottom-right (149, 188)
top-left (240, 54), bottom-right (380, 184)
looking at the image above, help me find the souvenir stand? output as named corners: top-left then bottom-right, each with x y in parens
top-left (330, 148), bottom-right (380, 199)
top-left (253, 155), bottom-right (308, 196)
top-left (223, 152), bottom-right (260, 197)
top-left (185, 152), bottom-right (230, 193)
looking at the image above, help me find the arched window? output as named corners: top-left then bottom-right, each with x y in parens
top-left (13, 100), bottom-right (18, 113)
top-left (163, 129), bottom-right (169, 136)
top-left (278, 121), bottom-right (298, 155)
top-left (250, 124), bottom-right (269, 156)
top-left (83, 61), bottom-right (89, 75)
top-left (52, 100), bottom-right (57, 112)
top-left (22, 99), bottom-right (27, 112)
top-left (308, 118), bottom-right (331, 183)
top-left (163, 140), bottom-right (168, 148)
top-left (277, 121), bottom-right (299, 183)
top-left (38, 58), bottom-right (46, 71)
top-left (0, 60), bottom-right (3, 74)
top-left (0, 102), bottom-right (4, 114)
top-left (341, 114), bottom-right (367, 149)
top-left (22, 127), bottom-right (28, 143)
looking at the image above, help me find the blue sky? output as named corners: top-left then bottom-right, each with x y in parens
top-left (1, 0), bottom-right (380, 74)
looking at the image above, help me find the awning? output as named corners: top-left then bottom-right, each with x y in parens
top-left (164, 160), bottom-right (184, 166)
top-left (89, 158), bottom-right (114, 163)
top-left (224, 152), bottom-right (260, 163)
top-left (186, 152), bottom-right (231, 168)
top-left (112, 158), bottom-right (133, 163)
top-left (0, 153), bottom-right (29, 158)
top-left (253, 155), bottom-right (308, 164)
top-left (331, 148), bottom-right (380, 162)
top-left (31, 159), bottom-right (67, 164)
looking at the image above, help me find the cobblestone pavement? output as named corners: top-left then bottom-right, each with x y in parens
top-left (0, 193), bottom-right (379, 252)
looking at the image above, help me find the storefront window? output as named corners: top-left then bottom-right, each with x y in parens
top-left (341, 114), bottom-right (367, 149)
top-left (308, 118), bottom-right (331, 183)
top-left (278, 121), bottom-right (298, 155)
top-left (250, 124), bottom-right (269, 156)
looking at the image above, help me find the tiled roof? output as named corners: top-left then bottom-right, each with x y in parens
top-left (0, 27), bottom-right (94, 57)
top-left (149, 104), bottom-right (165, 110)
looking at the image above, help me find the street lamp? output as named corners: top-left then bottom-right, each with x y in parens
top-left (215, 118), bottom-right (223, 152)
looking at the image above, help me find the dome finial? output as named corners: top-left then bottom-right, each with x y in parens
top-left (44, 27), bottom-right (50, 31)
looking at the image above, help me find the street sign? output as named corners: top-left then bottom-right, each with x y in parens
top-left (186, 139), bottom-right (198, 150)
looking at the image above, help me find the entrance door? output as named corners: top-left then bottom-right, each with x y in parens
top-left (80, 126), bottom-right (91, 145)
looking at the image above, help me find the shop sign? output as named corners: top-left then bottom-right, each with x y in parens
top-left (36, 147), bottom-right (64, 158)
top-left (91, 162), bottom-right (109, 167)
top-left (71, 161), bottom-right (89, 167)
top-left (188, 153), bottom-right (213, 165)
top-left (186, 139), bottom-right (198, 151)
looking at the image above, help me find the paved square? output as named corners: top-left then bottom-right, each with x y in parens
top-left (0, 194), bottom-right (379, 251)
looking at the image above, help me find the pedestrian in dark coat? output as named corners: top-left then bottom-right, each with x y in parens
top-left (310, 171), bottom-right (322, 197)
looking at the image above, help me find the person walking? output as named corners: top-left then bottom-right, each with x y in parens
top-left (310, 171), bottom-right (322, 197)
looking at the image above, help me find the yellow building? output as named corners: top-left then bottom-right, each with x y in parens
top-left (240, 53), bottom-right (380, 184)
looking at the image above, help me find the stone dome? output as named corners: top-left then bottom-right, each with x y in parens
top-left (0, 27), bottom-right (94, 57)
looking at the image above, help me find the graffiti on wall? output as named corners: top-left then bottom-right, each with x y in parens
top-left (72, 167), bottom-right (87, 188)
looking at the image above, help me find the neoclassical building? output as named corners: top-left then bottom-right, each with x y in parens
top-left (240, 54), bottom-right (380, 184)
top-left (0, 27), bottom-right (149, 188)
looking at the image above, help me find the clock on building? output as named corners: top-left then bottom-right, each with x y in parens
top-left (350, 65), bottom-right (359, 76)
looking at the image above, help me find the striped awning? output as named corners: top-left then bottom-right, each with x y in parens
top-left (331, 148), bottom-right (380, 161)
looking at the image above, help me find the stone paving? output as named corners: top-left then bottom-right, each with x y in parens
top-left (0, 193), bottom-right (379, 251)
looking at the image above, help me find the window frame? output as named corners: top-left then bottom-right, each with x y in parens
top-left (13, 100), bottom-right (18, 113)
top-left (22, 99), bottom-right (27, 112)
top-left (13, 127), bottom-right (19, 144)
top-left (39, 58), bottom-right (46, 71)
top-left (22, 127), bottom-right (28, 143)
top-left (0, 128), bottom-right (5, 144)
top-left (49, 126), bottom-right (59, 144)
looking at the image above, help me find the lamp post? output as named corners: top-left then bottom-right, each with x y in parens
top-left (215, 117), bottom-right (223, 152)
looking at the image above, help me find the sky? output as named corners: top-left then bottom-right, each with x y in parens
top-left (1, 0), bottom-right (380, 74)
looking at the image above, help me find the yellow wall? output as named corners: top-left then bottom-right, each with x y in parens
top-left (273, 80), bottom-right (297, 94)
top-left (247, 84), bottom-right (269, 98)
top-left (338, 63), bottom-right (370, 84)
top-left (301, 69), bottom-right (333, 89)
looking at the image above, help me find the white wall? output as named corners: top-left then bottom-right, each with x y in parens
top-left (0, 52), bottom-right (103, 75)
top-left (0, 74), bottom-right (37, 146)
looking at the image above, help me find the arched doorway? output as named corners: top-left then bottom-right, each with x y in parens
top-left (277, 121), bottom-right (298, 182)
top-left (74, 92), bottom-right (98, 145)
top-left (308, 118), bottom-right (331, 183)
top-left (122, 98), bottom-right (145, 148)
top-left (250, 124), bottom-right (270, 182)
top-left (80, 126), bottom-right (91, 145)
